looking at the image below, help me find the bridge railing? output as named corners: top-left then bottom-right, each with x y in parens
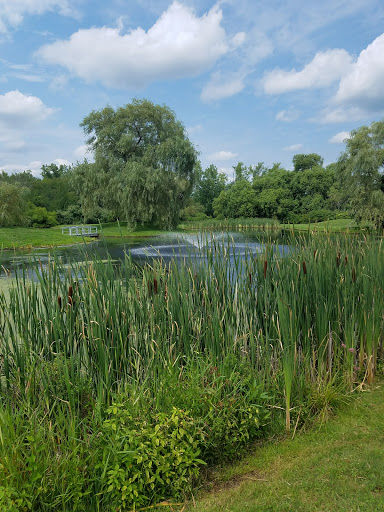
top-left (61, 225), bottom-right (98, 236)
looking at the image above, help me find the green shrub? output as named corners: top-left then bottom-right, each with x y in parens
top-left (27, 204), bottom-right (57, 228)
top-left (95, 405), bottom-right (205, 510)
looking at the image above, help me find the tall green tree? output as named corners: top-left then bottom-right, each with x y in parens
top-left (0, 183), bottom-right (28, 227)
top-left (292, 153), bottom-right (324, 172)
top-left (337, 120), bottom-right (384, 226)
top-left (77, 99), bottom-right (197, 229)
top-left (194, 164), bottom-right (227, 216)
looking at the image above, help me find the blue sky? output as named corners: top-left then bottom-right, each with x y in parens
top-left (1, 0), bottom-right (384, 178)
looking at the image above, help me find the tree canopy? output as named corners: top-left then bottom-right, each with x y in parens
top-left (337, 120), bottom-right (384, 226)
top-left (77, 99), bottom-right (197, 229)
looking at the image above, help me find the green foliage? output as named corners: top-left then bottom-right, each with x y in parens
top-left (193, 164), bottom-right (227, 216)
top-left (337, 120), bottom-right (384, 227)
top-left (0, 183), bottom-right (28, 227)
top-left (292, 153), bottom-right (324, 172)
top-left (26, 203), bottom-right (57, 228)
top-left (96, 405), bottom-right (204, 509)
top-left (77, 98), bottom-right (197, 229)
top-left (180, 200), bottom-right (209, 221)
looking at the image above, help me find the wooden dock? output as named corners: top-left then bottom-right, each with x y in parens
top-left (61, 225), bottom-right (99, 238)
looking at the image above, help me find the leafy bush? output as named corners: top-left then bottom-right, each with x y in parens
top-left (27, 203), bottom-right (57, 227)
top-left (95, 405), bottom-right (204, 509)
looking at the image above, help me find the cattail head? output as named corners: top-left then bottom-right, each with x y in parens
top-left (68, 285), bottom-right (73, 306)
top-left (352, 267), bottom-right (356, 283)
top-left (58, 296), bottom-right (62, 309)
top-left (303, 261), bottom-right (307, 275)
top-left (249, 272), bottom-right (252, 285)
top-left (264, 260), bottom-right (267, 279)
top-left (153, 277), bottom-right (158, 295)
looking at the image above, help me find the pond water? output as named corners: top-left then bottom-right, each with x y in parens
top-left (0, 230), bottom-right (291, 281)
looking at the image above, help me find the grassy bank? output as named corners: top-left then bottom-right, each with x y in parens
top-left (0, 226), bottom-right (78, 249)
top-left (0, 232), bottom-right (383, 510)
top-left (283, 218), bottom-right (365, 232)
top-left (0, 223), bottom-right (166, 250)
top-left (191, 382), bottom-right (384, 512)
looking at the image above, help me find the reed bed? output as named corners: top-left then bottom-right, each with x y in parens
top-left (179, 217), bottom-right (279, 231)
top-left (0, 233), bottom-right (383, 510)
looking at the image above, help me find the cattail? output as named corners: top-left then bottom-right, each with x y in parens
top-left (345, 255), bottom-right (348, 265)
top-left (303, 261), bottom-right (307, 275)
top-left (153, 277), bottom-right (158, 295)
top-left (68, 285), bottom-right (73, 306)
top-left (58, 296), bottom-right (62, 309)
top-left (352, 267), bottom-right (356, 283)
top-left (249, 272), bottom-right (252, 285)
top-left (264, 260), bottom-right (267, 279)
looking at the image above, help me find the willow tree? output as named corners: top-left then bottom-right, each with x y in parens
top-left (337, 120), bottom-right (384, 227)
top-left (77, 99), bottom-right (197, 229)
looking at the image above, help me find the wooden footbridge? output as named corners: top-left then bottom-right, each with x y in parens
top-left (61, 225), bottom-right (99, 238)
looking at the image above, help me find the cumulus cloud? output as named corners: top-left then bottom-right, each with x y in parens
top-left (0, 0), bottom-right (74, 32)
top-left (275, 109), bottom-right (300, 122)
top-left (0, 160), bottom-right (43, 177)
top-left (201, 72), bottom-right (245, 102)
top-left (208, 150), bottom-right (238, 161)
top-left (73, 144), bottom-right (89, 160)
top-left (319, 105), bottom-right (371, 124)
top-left (328, 131), bottom-right (350, 143)
top-left (334, 33), bottom-right (384, 112)
top-left (37, 2), bottom-right (241, 89)
top-left (0, 90), bottom-right (54, 128)
top-left (263, 49), bottom-right (353, 94)
top-left (283, 143), bottom-right (303, 152)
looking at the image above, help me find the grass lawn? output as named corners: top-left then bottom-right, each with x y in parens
top-left (283, 218), bottom-right (366, 232)
top-left (0, 226), bottom-right (81, 249)
top-left (189, 383), bottom-right (384, 512)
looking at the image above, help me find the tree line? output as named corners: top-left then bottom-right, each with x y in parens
top-left (1, 99), bottom-right (383, 229)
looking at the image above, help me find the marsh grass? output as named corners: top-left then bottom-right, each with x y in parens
top-left (0, 232), bottom-right (383, 510)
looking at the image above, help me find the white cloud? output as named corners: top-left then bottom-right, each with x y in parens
top-left (328, 131), bottom-right (350, 143)
top-left (0, 0), bottom-right (74, 32)
top-left (54, 158), bottom-right (71, 167)
top-left (208, 150), bottom-right (238, 161)
top-left (0, 90), bottom-right (54, 128)
top-left (283, 143), bottom-right (303, 152)
top-left (334, 33), bottom-right (384, 112)
top-left (0, 160), bottom-right (43, 177)
top-left (263, 49), bottom-right (353, 94)
top-left (201, 72), bottom-right (245, 102)
top-left (319, 105), bottom-right (370, 124)
top-left (37, 2), bottom-right (240, 89)
top-left (275, 109), bottom-right (300, 122)
top-left (73, 144), bottom-right (89, 160)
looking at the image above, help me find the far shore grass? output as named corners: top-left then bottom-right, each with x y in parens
top-left (0, 218), bottom-right (369, 250)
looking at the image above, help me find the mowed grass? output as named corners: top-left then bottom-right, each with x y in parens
top-left (190, 383), bottom-right (384, 512)
top-left (285, 218), bottom-right (364, 232)
top-left (0, 226), bottom-right (80, 249)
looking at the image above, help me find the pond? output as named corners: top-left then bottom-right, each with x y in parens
top-left (0, 230), bottom-right (291, 281)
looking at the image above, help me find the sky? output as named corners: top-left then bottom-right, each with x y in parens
top-left (1, 0), bottom-right (384, 178)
